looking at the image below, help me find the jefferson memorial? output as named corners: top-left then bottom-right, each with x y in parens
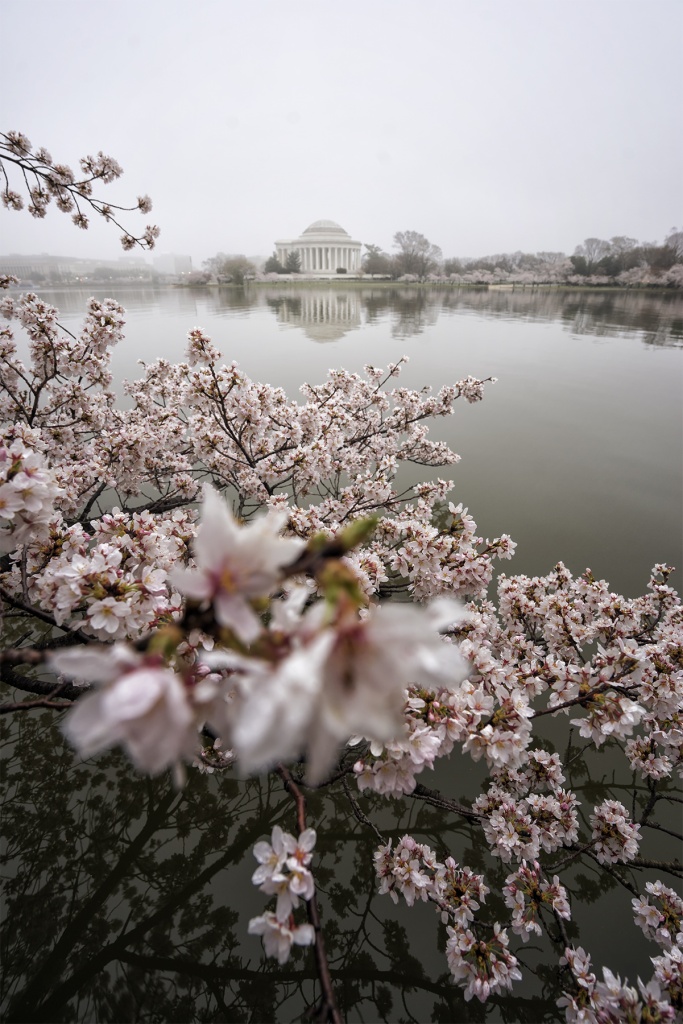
top-left (275, 220), bottom-right (362, 274)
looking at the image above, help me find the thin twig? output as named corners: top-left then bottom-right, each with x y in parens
top-left (584, 853), bottom-right (640, 896)
top-left (342, 775), bottom-right (386, 844)
top-left (550, 839), bottom-right (597, 873)
top-left (552, 909), bottom-right (571, 948)
top-left (641, 820), bottom-right (683, 843)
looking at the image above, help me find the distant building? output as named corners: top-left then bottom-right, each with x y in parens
top-left (0, 252), bottom-right (153, 284)
top-left (275, 220), bottom-right (361, 275)
top-left (0, 253), bottom-right (88, 282)
top-left (152, 253), bottom-right (193, 276)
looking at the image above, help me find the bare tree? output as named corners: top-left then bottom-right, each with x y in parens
top-left (665, 227), bottom-right (683, 259)
top-left (393, 230), bottom-right (442, 280)
top-left (609, 236), bottom-right (639, 253)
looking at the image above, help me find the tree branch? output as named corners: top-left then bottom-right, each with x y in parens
top-left (276, 764), bottom-right (342, 1024)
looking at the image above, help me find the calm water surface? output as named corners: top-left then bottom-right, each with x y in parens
top-left (45, 283), bottom-right (683, 596)
top-left (2, 286), bottom-right (682, 1022)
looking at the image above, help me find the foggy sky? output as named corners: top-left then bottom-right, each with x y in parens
top-left (1, 0), bottom-right (681, 266)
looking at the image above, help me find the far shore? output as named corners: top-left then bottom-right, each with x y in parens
top-left (175, 278), bottom-right (683, 294)
top-left (8, 278), bottom-right (682, 294)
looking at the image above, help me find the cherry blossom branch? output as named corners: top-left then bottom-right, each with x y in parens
top-left (552, 908), bottom-right (571, 948)
top-left (584, 852), bottom-right (640, 896)
top-left (1, 131), bottom-right (159, 250)
top-left (641, 820), bottom-right (683, 842)
top-left (624, 858), bottom-right (683, 877)
top-left (530, 680), bottom-right (639, 718)
top-left (0, 660), bottom-right (85, 701)
top-left (275, 764), bottom-right (342, 1024)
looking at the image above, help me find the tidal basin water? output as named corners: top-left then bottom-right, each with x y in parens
top-left (2, 285), bottom-right (682, 1023)
top-left (40, 283), bottom-right (683, 596)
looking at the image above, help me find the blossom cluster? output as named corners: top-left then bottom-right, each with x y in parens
top-left (49, 643), bottom-right (223, 775)
top-left (374, 835), bottom-right (523, 1002)
top-left (559, 944), bottom-right (679, 1022)
top-left (0, 432), bottom-right (62, 551)
top-left (1, 131), bottom-right (159, 249)
top-left (633, 882), bottom-right (683, 951)
top-left (247, 825), bottom-right (316, 964)
top-left (589, 799), bottom-right (641, 865)
top-left (503, 861), bottom-right (570, 942)
top-left (3, 504), bottom-right (193, 639)
top-left (30, 481), bottom-right (468, 784)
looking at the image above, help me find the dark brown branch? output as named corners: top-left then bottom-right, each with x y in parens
top-left (0, 587), bottom-right (91, 642)
top-left (584, 853), bottom-right (640, 896)
top-left (0, 697), bottom-right (72, 714)
top-left (531, 680), bottom-right (638, 719)
top-left (410, 782), bottom-right (483, 821)
top-left (628, 857), bottom-right (683, 876)
top-left (0, 660), bottom-right (86, 701)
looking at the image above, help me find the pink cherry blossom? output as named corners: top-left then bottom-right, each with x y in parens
top-left (51, 645), bottom-right (200, 774)
top-left (171, 484), bottom-right (304, 643)
top-left (247, 912), bottom-right (314, 964)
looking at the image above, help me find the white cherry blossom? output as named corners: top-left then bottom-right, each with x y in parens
top-left (171, 484), bottom-right (304, 644)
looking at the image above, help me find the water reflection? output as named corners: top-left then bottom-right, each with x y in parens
top-left (38, 284), bottom-right (683, 348)
top-left (431, 287), bottom-right (683, 348)
top-left (256, 285), bottom-right (683, 347)
top-left (265, 289), bottom-right (362, 343)
top-left (4, 702), bottom-right (677, 1022)
top-left (0, 712), bottom-right (510, 1023)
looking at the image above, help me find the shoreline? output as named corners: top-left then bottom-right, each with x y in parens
top-left (8, 279), bottom-right (682, 294)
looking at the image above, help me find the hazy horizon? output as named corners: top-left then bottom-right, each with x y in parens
top-left (2, 0), bottom-right (681, 268)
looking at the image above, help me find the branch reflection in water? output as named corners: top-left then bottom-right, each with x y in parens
top-left (2, 705), bottom-right (680, 1022)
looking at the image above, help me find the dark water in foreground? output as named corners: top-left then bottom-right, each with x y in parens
top-left (2, 287), bottom-right (682, 1022)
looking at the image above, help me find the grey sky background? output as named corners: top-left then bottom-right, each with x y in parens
top-left (1, 0), bottom-right (681, 266)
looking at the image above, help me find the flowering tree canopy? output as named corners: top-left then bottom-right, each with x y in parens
top-left (1, 134), bottom-right (681, 1023)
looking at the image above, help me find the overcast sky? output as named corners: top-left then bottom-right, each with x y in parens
top-left (1, 0), bottom-right (681, 266)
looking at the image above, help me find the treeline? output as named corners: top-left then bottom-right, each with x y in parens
top-left (366, 229), bottom-right (683, 287)
top-left (200, 229), bottom-right (683, 288)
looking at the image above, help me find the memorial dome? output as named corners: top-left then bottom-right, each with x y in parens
top-left (302, 220), bottom-right (350, 236)
top-left (274, 219), bottom-right (362, 275)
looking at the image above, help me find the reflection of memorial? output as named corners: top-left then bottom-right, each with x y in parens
top-left (275, 220), bottom-right (362, 275)
top-left (269, 289), bottom-right (362, 342)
